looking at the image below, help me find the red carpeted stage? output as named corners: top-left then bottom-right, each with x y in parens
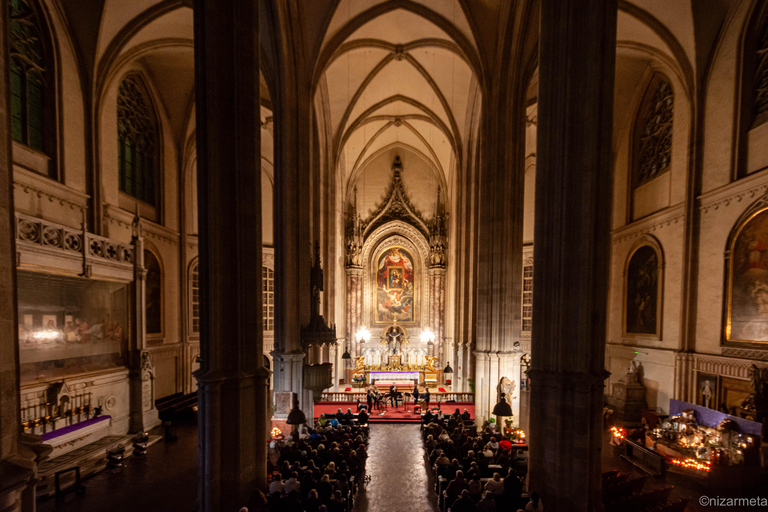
top-left (313, 401), bottom-right (475, 424)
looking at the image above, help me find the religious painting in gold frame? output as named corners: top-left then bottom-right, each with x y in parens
top-left (374, 246), bottom-right (415, 324)
top-left (725, 207), bottom-right (768, 344)
top-left (624, 245), bottom-right (661, 336)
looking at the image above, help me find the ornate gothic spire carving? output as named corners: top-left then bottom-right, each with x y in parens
top-left (346, 156), bottom-right (448, 266)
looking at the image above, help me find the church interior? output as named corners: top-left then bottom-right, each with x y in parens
top-left (1, 1), bottom-right (768, 511)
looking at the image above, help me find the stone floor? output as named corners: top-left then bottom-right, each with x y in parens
top-left (37, 416), bottom-right (198, 512)
top-left (353, 423), bottom-right (439, 512)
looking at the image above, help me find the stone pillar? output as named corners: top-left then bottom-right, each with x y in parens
top-left (0, 3), bottom-right (39, 509)
top-left (345, 267), bottom-right (363, 358)
top-left (528, 1), bottom-right (616, 510)
top-left (428, 267), bottom-right (446, 358)
top-left (129, 230), bottom-right (159, 432)
top-left (193, 1), bottom-right (268, 510)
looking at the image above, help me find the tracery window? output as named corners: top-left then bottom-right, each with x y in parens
top-left (754, 11), bottom-right (768, 127)
top-left (263, 266), bottom-right (274, 331)
top-left (634, 77), bottom-right (673, 189)
top-left (118, 75), bottom-right (158, 205)
top-left (190, 261), bottom-right (200, 335)
top-left (9, 0), bottom-right (46, 154)
top-left (522, 263), bottom-right (533, 332)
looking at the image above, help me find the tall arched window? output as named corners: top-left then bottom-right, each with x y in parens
top-left (633, 76), bottom-right (674, 190)
top-left (751, 7), bottom-right (768, 128)
top-left (190, 261), bottom-right (200, 335)
top-left (144, 249), bottom-right (162, 335)
top-left (262, 266), bottom-right (274, 331)
top-left (118, 75), bottom-right (158, 206)
top-left (9, 0), bottom-right (50, 162)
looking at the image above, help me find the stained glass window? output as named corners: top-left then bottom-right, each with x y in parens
top-left (9, 0), bottom-right (46, 153)
top-left (754, 13), bottom-right (768, 126)
top-left (635, 78), bottom-right (674, 188)
top-left (118, 76), bottom-right (158, 205)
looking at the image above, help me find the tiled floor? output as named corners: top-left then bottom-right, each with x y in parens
top-left (353, 423), bottom-right (439, 512)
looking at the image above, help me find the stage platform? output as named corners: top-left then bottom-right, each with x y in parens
top-left (314, 401), bottom-right (475, 424)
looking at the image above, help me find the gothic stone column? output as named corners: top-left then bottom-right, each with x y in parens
top-left (428, 266), bottom-right (446, 358)
top-left (129, 233), bottom-right (159, 432)
top-left (345, 267), bottom-right (363, 358)
top-left (193, 1), bottom-right (269, 509)
top-left (529, 1), bottom-right (616, 510)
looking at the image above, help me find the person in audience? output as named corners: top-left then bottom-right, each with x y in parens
top-left (503, 467), bottom-right (523, 510)
top-left (476, 490), bottom-right (497, 512)
top-left (344, 408), bottom-right (354, 424)
top-left (425, 434), bottom-right (437, 452)
top-left (434, 450), bottom-right (450, 467)
top-left (317, 474), bottom-right (333, 503)
top-left (525, 491), bottom-right (543, 511)
top-left (283, 490), bottom-right (303, 512)
top-left (486, 436), bottom-right (499, 453)
top-left (304, 489), bottom-right (321, 512)
top-left (284, 471), bottom-right (301, 495)
top-left (445, 469), bottom-right (467, 508)
top-left (451, 489), bottom-right (476, 512)
top-left (452, 408), bottom-right (462, 421)
top-left (461, 408), bottom-right (471, 421)
top-left (269, 474), bottom-right (285, 495)
top-left (300, 471), bottom-right (316, 501)
top-left (335, 408), bottom-right (345, 421)
top-left (465, 461), bottom-right (480, 481)
top-left (423, 408), bottom-right (434, 423)
top-left (467, 473), bottom-right (483, 500)
top-left (328, 490), bottom-right (346, 512)
top-left (358, 408), bottom-right (369, 424)
top-left (484, 472), bottom-right (504, 494)
top-left (333, 472), bottom-right (350, 497)
top-left (324, 461), bottom-right (337, 479)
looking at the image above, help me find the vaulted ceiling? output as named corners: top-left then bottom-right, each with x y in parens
top-left (314, 3), bottom-right (481, 200)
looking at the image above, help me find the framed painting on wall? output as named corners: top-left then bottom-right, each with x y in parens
top-left (374, 246), bottom-right (415, 324)
top-left (625, 243), bottom-right (662, 336)
top-left (726, 207), bottom-right (768, 344)
top-left (695, 372), bottom-right (718, 410)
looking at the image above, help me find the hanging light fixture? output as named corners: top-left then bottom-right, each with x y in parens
top-left (492, 393), bottom-right (513, 417)
top-left (342, 347), bottom-right (351, 360)
top-left (444, 362), bottom-right (453, 374)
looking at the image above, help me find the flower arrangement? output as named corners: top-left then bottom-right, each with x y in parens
top-left (352, 375), bottom-right (366, 387)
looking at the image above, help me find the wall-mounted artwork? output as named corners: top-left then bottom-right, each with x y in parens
top-left (375, 246), bottom-right (415, 323)
top-left (727, 208), bottom-right (768, 343)
top-left (696, 372), bottom-right (718, 410)
top-left (17, 270), bottom-right (129, 382)
top-left (625, 245), bottom-right (660, 335)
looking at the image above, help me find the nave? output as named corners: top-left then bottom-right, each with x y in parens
top-left (352, 424), bottom-right (439, 512)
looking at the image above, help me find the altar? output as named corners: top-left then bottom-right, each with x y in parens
top-left (345, 319), bottom-right (446, 387)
